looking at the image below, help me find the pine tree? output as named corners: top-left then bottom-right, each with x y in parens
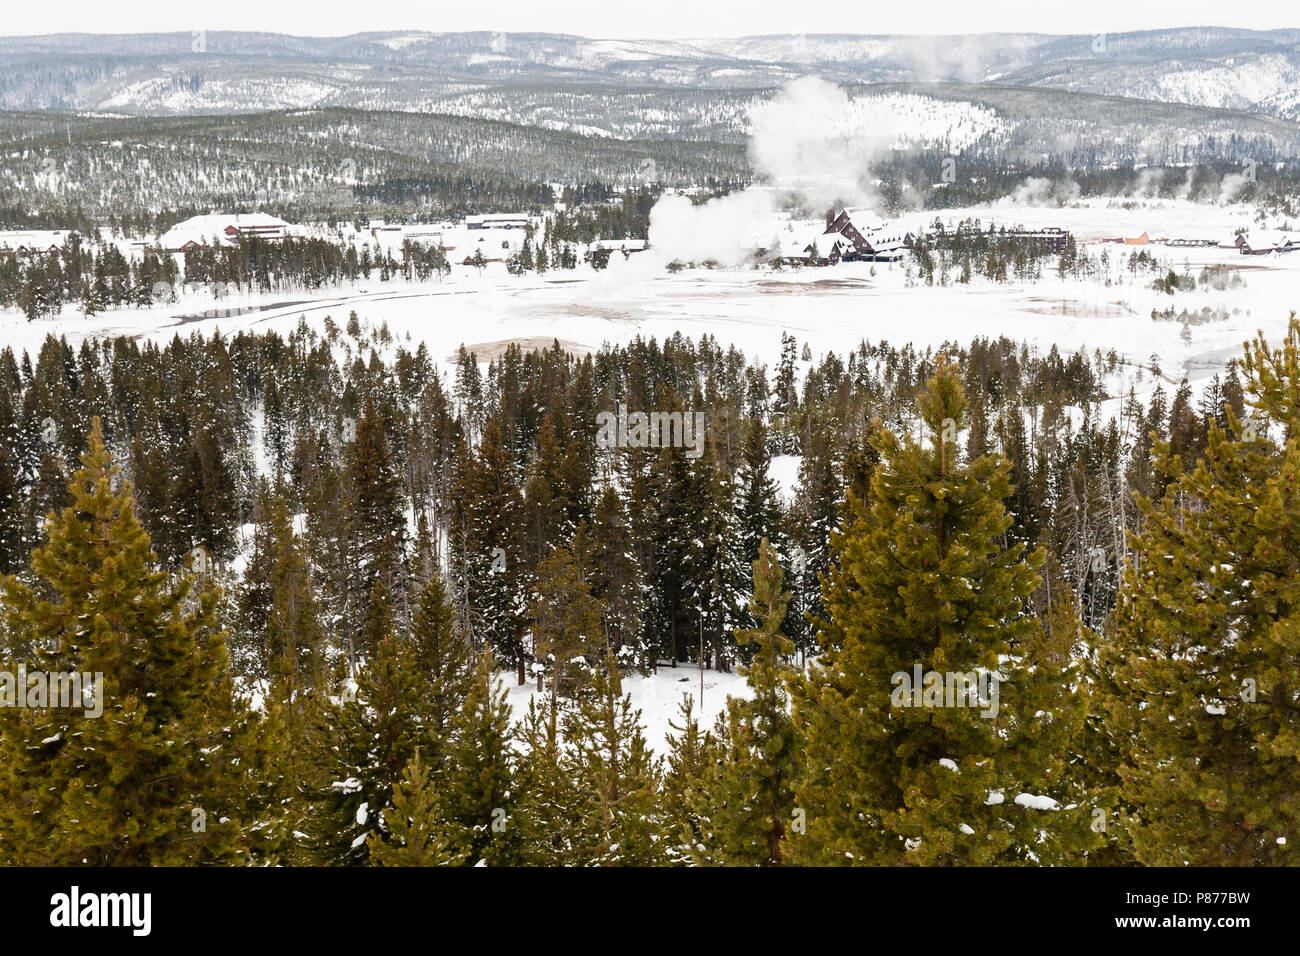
top-left (531, 545), bottom-right (606, 699)
top-left (842, 418), bottom-right (884, 512)
top-left (662, 695), bottom-right (722, 863)
top-left (359, 576), bottom-right (394, 664)
top-left (409, 573), bottom-right (473, 758)
top-left (173, 415), bottom-right (238, 564)
top-left (735, 420), bottom-right (785, 601)
top-left (226, 489), bottom-right (321, 865)
top-left (366, 748), bottom-right (468, 867)
top-left (513, 696), bottom-right (578, 865)
top-left (789, 358), bottom-right (1044, 865)
top-left (227, 693), bottom-right (299, 864)
top-left (346, 399), bottom-right (407, 659)
top-left (697, 538), bottom-right (798, 865)
top-left (440, 653), bottom-right (518, 865)
top-left (689, 444), bottom-right (750, 671)
top-left (1006, 561), bottom-right (1108, 864)
top-left (0, 418), bottom-right (246, 865)
top-left (1100, 319), bottom-right (1300, 864)
top-left (577, 486), bottom-right (645, 663)
top-left (644, 428), bottom-right (697, 664)
top-left (0, 376), bottom-right (26, 575)
top-left (299, 428), bottom-right (350, 655)
top-left (772, 332), bottom-right (799, 445)
top-left (452, 419), bottom-right (527, 681)
top-left (263, 379), bottom-right (291, 475)
top-left (262, 491), bottom-right (325, 691)
top-left (522, 407), bottom-right (590, 563)
top-left (788, 411), bottom-right (843, 658)
top-left (560, 649), bottom-right (669, 865)
top-left (300, 634), bottom-right (425, 866)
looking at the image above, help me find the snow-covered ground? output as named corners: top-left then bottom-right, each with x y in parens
top-left (5, 240), bottom-right (1294, 382)
top-left (502, 664), bottom-right (753, 755)
top-left (5, 201), bottom-right (1297, 410)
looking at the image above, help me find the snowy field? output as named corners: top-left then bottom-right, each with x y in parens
top-left (4, 202), bottom-right (1298, 394)
top-left (503, 665), bottom-right (753, 754)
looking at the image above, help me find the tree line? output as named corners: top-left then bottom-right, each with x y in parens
top-left (3, 193), bottom-right (667, 321)
top-left (0, 314), bottom-right (1291, 865)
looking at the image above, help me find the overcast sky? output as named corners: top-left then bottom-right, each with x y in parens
top-left (1, 0), bottom-right (1295, 39)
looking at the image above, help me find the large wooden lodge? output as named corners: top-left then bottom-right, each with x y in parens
top-left (774, 207), bottom-right (916, 266)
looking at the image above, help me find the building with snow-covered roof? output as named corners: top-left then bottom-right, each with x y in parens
top-left (159, 213), bottom-right (292, 253)
top-left (796, 232), bottom-right (849, 264)
top-left (823, 207), bottom-right (914, 262)
top-left (0, 229), bottom-right (73, 255)
top-left (1233, 231), bottom-right (1298, 255)
top-left (466, 213), bottom-right (531, 230)
top-left (1162, 235), bottom-right (1219, 248)
top-left (402, 224), bottom-right (446, 240)
top-left (959, 223), bottom-right (1071, 254)
top-left (454, 229), bottom-right (531, 265)
top-left (827, 206), bottom-right (887, 235)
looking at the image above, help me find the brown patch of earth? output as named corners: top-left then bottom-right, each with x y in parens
top-left (448, 336), bottom-right (591, 362)
top-left (1023, 297), bottom-right (1134, 318)
top-left (753, 278), bottom-right (872, 292)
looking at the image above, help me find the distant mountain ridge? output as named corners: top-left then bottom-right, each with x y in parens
top-left (1, 28), bottom-right (1298, 119)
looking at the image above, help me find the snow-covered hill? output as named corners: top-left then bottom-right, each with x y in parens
top-left (3, 27), bottom-right (1300, 121)
top-left (1004, 51), bottom-right (1300, 118)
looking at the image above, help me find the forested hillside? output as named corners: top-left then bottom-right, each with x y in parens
top-left (3, 310), bottom-right (1292, 865)
top-left (0, 108), bottom-right (742, 229)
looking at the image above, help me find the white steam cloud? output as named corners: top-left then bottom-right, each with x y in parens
top-left (625, 77), bottom-right (921, 273)
top-left (1217, 173), bottom-right (1251, 204)
top-left (1132, 167), bottom-right (1165, 198)
top-left (998, 176), bottom-right (1081, 207)
top-left (747, 76), bottom-right (914, 208)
